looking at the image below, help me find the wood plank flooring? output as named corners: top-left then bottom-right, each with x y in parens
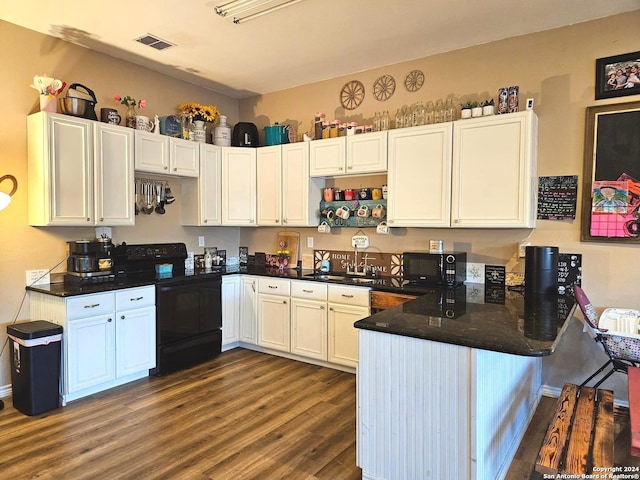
top-left (2, 347), bottom-right (639, 479)
top-left (0, 349), bottom-right (360, 480)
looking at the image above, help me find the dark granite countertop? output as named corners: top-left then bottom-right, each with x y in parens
top-left (26, 266), bottom-right (438, 297)
top-left (354, 286), bottom-right (576, 357)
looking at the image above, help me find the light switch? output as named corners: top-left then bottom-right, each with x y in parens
top-left (307, 237), bottom-right (314, 248)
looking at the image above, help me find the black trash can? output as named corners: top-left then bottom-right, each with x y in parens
top-left (7, 321), bottom-right (63, 416)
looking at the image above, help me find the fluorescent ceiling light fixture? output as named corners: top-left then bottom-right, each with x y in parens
top-left (215, 0), bottom-right (305, 24)
top-left (0, 174), bottom-right (18, 212)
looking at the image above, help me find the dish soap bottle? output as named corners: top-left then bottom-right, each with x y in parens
top-left (214, 115), bottom-right (231, 146)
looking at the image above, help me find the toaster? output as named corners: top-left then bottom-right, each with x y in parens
top-left (232, 122), bottom-right (259, 147)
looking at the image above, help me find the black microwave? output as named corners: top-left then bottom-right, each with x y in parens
top-left (403, 251), bottom-right (466, 286)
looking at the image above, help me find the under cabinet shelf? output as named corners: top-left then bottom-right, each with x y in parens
top-left (319, 199), bottom-right (387, 228)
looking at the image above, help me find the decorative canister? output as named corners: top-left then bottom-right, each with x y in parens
top-left (371, 188), bottom-right (382, 200)
top-left (194, 120), bottom-right (207, 143)
top-left (344, 189), bottom-right (355, 201)
top-left (334, 189), bottom-right (344, 201)
top-left (382, 184), bottom-right (388, 199)
top-left (498, 88), bottom-right (508, 114)
top-left (213, 115), bottom-right (231, 146)
top-left (323, 187), bottom-right (334, 202)
top-left (508, 86), bottom-right (519, 113)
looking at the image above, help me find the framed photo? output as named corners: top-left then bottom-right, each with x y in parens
top-left (581, 101), bottom-right (640, 242)
top-left (595, 51), bottom-right (640, 100)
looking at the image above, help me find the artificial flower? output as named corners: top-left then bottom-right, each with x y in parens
top-left (115, 95), bottom-right (146, 109)
top-left (178, 102), bottom-right (219, 123)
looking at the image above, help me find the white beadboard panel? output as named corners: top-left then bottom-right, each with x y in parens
top-left (358, 330), bottom-right (472, 480)
top-left (471, 349), bottom-right (541, 480)
top-left (358, 329), bottom-right (543, 480)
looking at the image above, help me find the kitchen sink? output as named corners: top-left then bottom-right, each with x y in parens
top-left (304, 273), bottom-right (378, 284)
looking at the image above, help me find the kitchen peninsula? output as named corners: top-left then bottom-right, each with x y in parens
top-left (354, 287), bottom-right (575, 480)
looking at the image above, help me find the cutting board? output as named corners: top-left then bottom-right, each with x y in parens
top-left (277, 231), bottom-right (300, 268)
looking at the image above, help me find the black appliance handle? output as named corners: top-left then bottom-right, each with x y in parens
top-left (69, 83), bottom-right (98, 104)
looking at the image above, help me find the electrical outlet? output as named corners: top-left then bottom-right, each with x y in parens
top-left (307, 237), bottom-right (314, 248)
top-left (519, 242), bottom-right (531, 258)
top-left (198, 236), bottom-right (205, 247)
top-left (26, 269), bottom-right (50, 286)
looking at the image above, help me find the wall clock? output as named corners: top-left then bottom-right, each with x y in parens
top-left (404, 70), bottom-right (425, 92)
top-left (340, 80), bottom-right (365, 110)
top-left (373, 75), bottom-right (396, 101)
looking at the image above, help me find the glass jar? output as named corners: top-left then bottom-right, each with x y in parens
top-left (395, 108), bottom-right (404, 129)
top-left (126, 104), bottom-right (137, 129)
top-left (425, 101), bottom-right (435, 124)
top-left (434, 100), bottom-right (444, 123)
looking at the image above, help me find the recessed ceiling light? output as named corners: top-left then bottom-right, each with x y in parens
top-left (135, 34), bottom-right (175, 51)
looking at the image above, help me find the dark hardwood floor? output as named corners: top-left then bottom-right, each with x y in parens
top-left (1, 348), bottom-right (638, 479)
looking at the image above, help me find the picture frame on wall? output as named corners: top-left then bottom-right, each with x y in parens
top-left (595, 51), bottom-right (640, 100)
top-left (581, 101), bottom-right (640, 242)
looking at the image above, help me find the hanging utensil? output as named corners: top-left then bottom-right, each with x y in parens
top-left (141, 182), bottom-right (154, 214)
top-left (155, 183), bottom-right (165, 214)
top-left (134, 180), bottom-right (139, 215)
top-left (164, 183), bottom-right (175, 204)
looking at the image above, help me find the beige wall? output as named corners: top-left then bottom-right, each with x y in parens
top-left (0, 20), bottom-right (241, 391)
top-left (1, 12), bottom-right (639, 399)
top-left (239, 11), bottom-right (640, 399)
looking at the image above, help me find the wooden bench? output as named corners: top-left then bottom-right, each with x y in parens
top-left (629, 366), bottom-right (640, 456)
top-left (535, 383), bottom-right (614, 475)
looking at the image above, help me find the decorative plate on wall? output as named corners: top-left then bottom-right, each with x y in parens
top-left (340, 80), bottom-right (365, 110)
top-left (373, 74), bottom-right (396, 101)
top-left (404, 70), bottom-right (425, 92)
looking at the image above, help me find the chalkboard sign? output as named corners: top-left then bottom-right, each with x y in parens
top-left (537, 175), bottom-right (578, 220)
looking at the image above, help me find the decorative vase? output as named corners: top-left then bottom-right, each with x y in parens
top-left (193, 120), bottom-right (207, 143)
top-left (126, 105), bottom-right (137, 129)
top-left (471, 107), bottom-right (483, 118)
top-left (39, 94), bottom-right (57, 113)
top-left (461, 108), bottom-right (472, 119)
top-left (482, 105), bottom-right (495, 116)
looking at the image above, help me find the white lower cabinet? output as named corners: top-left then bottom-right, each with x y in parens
top-left (221, 275), bottom-right (241, 347)
top-left (290, 281), bottom-right (328, 361)
top-left (240, 276), bottom-right (259, 345)
top-left (29, 286), bottom-right (156, 403)
top-left (257, 278), bottom-right (291, 352)
top-left (328, 285), bottom-right (370, 368)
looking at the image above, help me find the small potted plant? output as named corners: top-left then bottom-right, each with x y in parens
top-left (460, 101), bottom-right (474, 119)
top-left (481, 99), bottom-right (495, 116)
top-left (471, 101), bottom-right (483, 118)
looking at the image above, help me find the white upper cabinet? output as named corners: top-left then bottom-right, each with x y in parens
top-left (222, 147), bottom-right (257, 226)
top-left (451, 111), bottom-right (538, 228)
top-left (27, 112), bottom-right (134, 226)
top-left (134, 132), bottom-right (199, 177)
top-left (309, 131), bottom-right (387, 177)
top-left (181, 143), bottom-right (223, 226)
top-left (257, 143), bottom-right (324, 226)
top-left (387, 124), bottom-right (453, 227)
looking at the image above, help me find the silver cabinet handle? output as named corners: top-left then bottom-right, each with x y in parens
top-left (84, 304), bottom-right (100, 309)
top-left (130, 297), bottom-right (143, 302)
top-left (341, 294), bottom-right (354, 298)
top-left (302, 289), bottom-right (314, 293)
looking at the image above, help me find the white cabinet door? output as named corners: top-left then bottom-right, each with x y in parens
top-left (290, 298), bottom-right (327, 360)
top-left (328, 303), bottom-right (368, 368)
top-left (181, 144), bottom-right (222, 226)
top-left (257, 293), bottom-right (290, 352)
top-left (282, 142), bottom-right (323, 226)
top-left (67, 314), bottom-right (116, 393)
top-left (94, 123), bottom-right (134, 226)
top-left (222, 147), bottom-right (257, 225)
top-left (309, 137), bottom-right (346, 176)
top-left (169, 137), bottom-right (199, 177)
top-left (387, 124), bottom-right (453, 227)
top-left (27, 112), bottom-right (94, 226)
top-left (346, 131), bottom-right (387, 174)
top-left (256, 145), bottom-right (282, 225)
top-left (240, 276), bottom-right (259, 344)
top-left (451, 111), bottom-right (537, 228)
top-left (115, 306), bottom-right (156, 377)
top-left (134, 131), bottom-right (170, 174)
top-left (222, 275), bottom-right (241, 346)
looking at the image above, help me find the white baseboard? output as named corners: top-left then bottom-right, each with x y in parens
top-left (0, 384), bottom-right (11, 399)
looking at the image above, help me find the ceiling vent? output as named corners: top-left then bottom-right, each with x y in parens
top-left (135, 34), bottom-right (175, 51)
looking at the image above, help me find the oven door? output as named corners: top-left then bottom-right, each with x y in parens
top-left (156, 276), bottom-right (222, 345)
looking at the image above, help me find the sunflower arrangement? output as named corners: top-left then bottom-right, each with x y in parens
top-left (178, 102), bottom-right (219, 123)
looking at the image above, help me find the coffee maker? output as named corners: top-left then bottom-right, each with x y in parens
top-left (65, 239), bottom-right (115, 284)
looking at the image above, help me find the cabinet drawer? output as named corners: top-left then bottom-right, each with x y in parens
top-left (291, 281), bottom-right (328, 301)
top-left (115, 286), bottom-right (155, 311)
top-left (258, 278), bottom-right (290, 296)
top-left (66, 292), bottom-right (115, 320)
top-left (328, 285), bottom-right (370, 307)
